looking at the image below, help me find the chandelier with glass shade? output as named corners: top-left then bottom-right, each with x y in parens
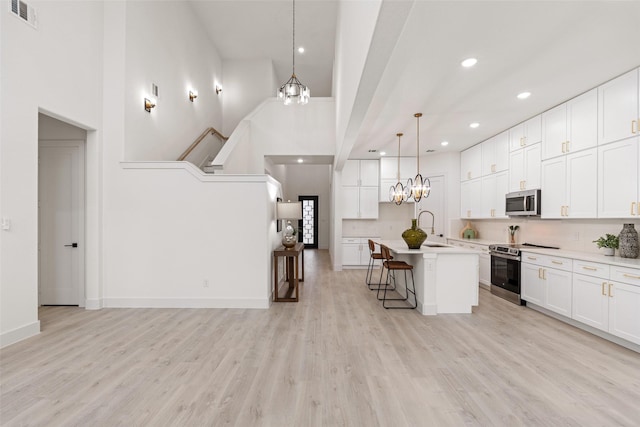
top-left (389, 133), bottom-right (409, 205)
top-left (407, 113), bottom-right (431, 201)
top-left (277, 0), bottom-right (310, 105)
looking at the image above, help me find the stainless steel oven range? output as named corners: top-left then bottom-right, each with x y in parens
top-left (488, 243), bottom-right (559, 305)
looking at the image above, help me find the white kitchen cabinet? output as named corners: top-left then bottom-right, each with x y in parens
top-left (481, 131), bottom-right (509, 176)
top-left (522, 253), bottom-right (573, 317)
top-left (608, 280), bottom-right (640, 345)
top-left (598, 68), bottom-right (639, 146)
top-left (342, 160), bottom-right (379, 218)
top-left (342, 237), bottom-right (381, 267)
top-left (460, 178), bottom-right (481, 218)
top-left (446, 239), bottom-right (489, 286)
top-left (460, 144), bottom-right (482, 181)
top-left (509, 115), bottom-right (542, 151)
top-left (380, 157), bottom-right (417, 202)
top-left (597, 137), bottom-right (640, 218)
top-left (573, 273), bottom-right (610, 332)
top-left (541, 148), bottom-right (597, 218)
top-left (542, 89), bottom-right (598, 160)
top-left (481, 171), bottom-right (508, 218)
top-left (509, 142), bottom-right (541, 192)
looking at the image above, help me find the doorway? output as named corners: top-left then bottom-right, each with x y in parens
top-left (38, 140), bottom-right (85, 306)
top-left (298, 195), bottom-right (318, 249)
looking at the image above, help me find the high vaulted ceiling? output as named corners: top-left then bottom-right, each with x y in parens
top-left (190, 0), bottom-right (640, 162)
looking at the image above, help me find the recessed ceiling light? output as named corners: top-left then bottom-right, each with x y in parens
top-left (441, 141), bottom-right (449, 146)
top-left (517, 91), bottom-right (531, 99)
top-left (379, 151), bottom-right (386, 156)
top-left (298, 47), bottom-right (305, 54)
top-left (469, 122), bottom-right (480, 129)
top-left (297, 158), bottom-right (303, 163)
top-left (461, 58), bottom-right (478, 68)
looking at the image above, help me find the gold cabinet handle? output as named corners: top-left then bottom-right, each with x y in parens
top-left (538, 268), bottom-right (542, 279)
top-left (562, 142), bottom-right (566, 153)
top-left (467, 210), bottom-right (471, 218)
top-left (602, 282), bottom-right (607, 296)
top-left (582, 266), bottom-right (597, 271)
top-left (632, 120), bottom-right (638, 134)
top-left (608, 282), bottom-right (613, 297)
top-left (542, 269), bottom-right (546, 280)
top-left (552, 260), bottom-right (563, 265)
top-left (527, 256), bottom-right (537, 260)
top-left (623, 273), bottom-right (640, 280)
top-left (632, 202), bottom-right (636, 216)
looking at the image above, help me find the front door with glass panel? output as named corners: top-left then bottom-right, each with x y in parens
top-left (298, 196), bottom-right (318, 249)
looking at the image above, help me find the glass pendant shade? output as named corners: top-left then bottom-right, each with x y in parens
top-left (389, 132), bottom-right (408, 205)
top-left (277, 0), bottom-right (310, 105)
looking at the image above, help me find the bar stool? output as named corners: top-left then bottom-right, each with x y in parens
top-left (366, 239), bottom-right (386, 290)
top-left (377, 245), bottom-right (417, 309)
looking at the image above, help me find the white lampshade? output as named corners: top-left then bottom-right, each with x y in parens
top-left (277, 201), bottom-right (302, 220)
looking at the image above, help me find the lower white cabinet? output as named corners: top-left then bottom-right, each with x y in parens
top-left (447, 239), bottom-right (489, 286)
top-left (342, 237), bottom-right (380, 267)
top-left (521, 253), bottom-right (572, 317)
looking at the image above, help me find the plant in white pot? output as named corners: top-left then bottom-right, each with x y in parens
top-left (593, 234), bottom-right (619, 256)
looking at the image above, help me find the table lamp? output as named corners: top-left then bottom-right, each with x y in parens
top-left (277, 200), bottom-right (302, 248)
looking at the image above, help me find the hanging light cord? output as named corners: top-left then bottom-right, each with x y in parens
top-left (397, 133), bottom-right (402, 182)
top-left (416, 113), bottom-right (421, 172)
top-left (292, 0), bottom-right (296, 77)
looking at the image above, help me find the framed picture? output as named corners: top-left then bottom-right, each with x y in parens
top-left (276, 197), bottom-right (282, 232)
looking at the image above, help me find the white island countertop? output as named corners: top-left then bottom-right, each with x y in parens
top-left (375, 240), bottom-right (480, 315)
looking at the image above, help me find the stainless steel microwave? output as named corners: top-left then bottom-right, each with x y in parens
top-left (505, 189), bottom-right (541, 216)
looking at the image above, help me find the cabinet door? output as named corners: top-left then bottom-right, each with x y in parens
top-left (566, 148), bottom-right (597, 218)
top-left (380, 157), bottom-right (398, 180)
top-left (567, 88), bottom-right (598, 153)
top-left (509, 123), bottom-right (526, 151)
top-left (608, 281), bottom-right (640, 345)
top-left (524, 143), bottom-right (541, 190)
top-left (541, 157), bottom-right (566, 218)
top-left (522, 263), bottom-right (545, 306)
top-left (359, 160), bottom-right (379, 186)
top-left (572, 273), bottom-right (609, 332)
top-left (598, 68), bottom-right (639, 145)
top-left (480, 175), bottom-right (496, 218)
top-left (525, 115), bottom-right (542, 145)
top-left (460, 180), bottom-right (471, 218)
top-left (342, 243), bottom-right (361, 266)
top-left (542, 103), bottom-right (567, 160)
top-left (400, 157), bottom-right (417, 181)
top-left (545, 268), bottom-right (572, 317)
top-left (359, 187), bottom-right (379, 219)
top-left (597, 138), bottom-right (639, 218)
top-left (460, 179), bottom-right (481, 218)
top-left (508, 149), bottom-right (524, 192)
top-left (341, 186), bottom-right (360, 218)
top-left (479, 252), bottom-right (491, 286)
top-left (494, 131), bottom-right (510, 172)
top-left (481, 137), bottom-right (496, 176)
top-left (461, 145), bottom-right (481, 181)
top-left (342, 160), bottom-right (360, 186)
top-left (494, 171), bottom-right (509, 218)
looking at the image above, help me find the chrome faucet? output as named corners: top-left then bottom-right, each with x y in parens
top-left (418, 210), bottom-right (435, 234)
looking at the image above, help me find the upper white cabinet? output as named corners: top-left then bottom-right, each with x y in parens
top-left (460, 178), bottom-right (482, 219)
top-left (481, 131), bottom-right (509, 176)
top-left (509, 115), bottom-right (542, 151)
top-left (598, 68), bottom-right (640, 146)
top-left (541, 148), bottom-right (597, 218)
top-left (342, 160), bottom-right (379, 219)
top-left (508, 143), bottom-right (541, 192)
top-left (481, 171), bottom-right (508, 218)
top-left (542, 89), bottom-right (598, 160)
top-left (460, 144), bottom-right (482, 181)
top-left (597, 137), bottom-right (640, 218)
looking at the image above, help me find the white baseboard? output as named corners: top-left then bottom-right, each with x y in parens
top-left (85, 298), bottom-right (103, 310)
top-left (103, 297), bottom-right (270, 309)
top-left (1, 321), bottom-right (40, 348)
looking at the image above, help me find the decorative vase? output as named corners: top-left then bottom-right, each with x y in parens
top-left (402, 219), bottom-right (427, 249)
top-left (618, 223), bottom-right (639, 258)
top-left (510, 234), bottom-right (516, 244)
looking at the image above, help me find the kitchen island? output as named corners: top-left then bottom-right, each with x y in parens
top-left (377, 240), bottom-right (480, 315)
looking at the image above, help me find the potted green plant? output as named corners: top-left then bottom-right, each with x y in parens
top-left (593, 234), bottom-right (619, 256)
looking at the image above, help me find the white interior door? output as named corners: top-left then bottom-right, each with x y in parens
top-left (416, 175), bottom-right (445, 242)
top-left (39, 140), bottom-right (85, 306)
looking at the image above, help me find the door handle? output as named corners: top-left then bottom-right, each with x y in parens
top-left (64, 243), bottom-right (78, 248)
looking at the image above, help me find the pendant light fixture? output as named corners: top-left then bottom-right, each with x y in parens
top-left (389, 133), bottom-right (408, 205)
top-left (277, 0), bottom-right (310, 105)
top-left (408, 113), bottom-right (431, 201)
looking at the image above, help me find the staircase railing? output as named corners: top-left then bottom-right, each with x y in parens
top-left (177, 127), bottom-right (228, 161)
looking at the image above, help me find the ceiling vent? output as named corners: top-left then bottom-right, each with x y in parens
top-left (10, 0), bottom-right (37, 29)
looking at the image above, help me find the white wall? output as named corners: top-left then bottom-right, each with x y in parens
top-left (283, 164), bottom-right (332, 249)
top-left (222, 59), bottom-right (278, 137)
top-left (1, 0), bottom-right (104, 347)
top-left (124, 1), bottom-right (223, 161)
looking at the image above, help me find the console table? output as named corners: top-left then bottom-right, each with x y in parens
top-left (273, 242), bottom-right (304, 302)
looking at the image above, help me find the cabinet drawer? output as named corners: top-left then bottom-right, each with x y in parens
top-left (342, 238), bottom-right (361, 244)
top-left (610, 266), bottom-right (640, 287)
top-left (522, 253), bottom-right (573, 271)
top-left (573, 260), bottom-right (609, 279)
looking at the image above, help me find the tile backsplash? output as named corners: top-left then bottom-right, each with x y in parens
top-left (451, 217), bottom-right (640, 254)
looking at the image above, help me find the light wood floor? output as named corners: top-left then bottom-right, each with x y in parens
top-left (2, 249), bottom-right (640, 426)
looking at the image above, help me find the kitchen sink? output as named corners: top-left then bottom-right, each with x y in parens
top-left (422, 242), bottom-right (449, 248)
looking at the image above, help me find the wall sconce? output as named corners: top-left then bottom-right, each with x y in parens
top-left (144, 98), bottom-right (156, 112)
top-left (215, 85), bottom-right (222, 95)
top-left (189, 90), bottom-right (198, 102)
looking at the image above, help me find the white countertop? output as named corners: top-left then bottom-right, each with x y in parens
top-left (446, 237), bottom-right (499, 246)
top-left (378, 239), bottom-right (481, 255)
top-left (519, 247), bottom-right (640, 269)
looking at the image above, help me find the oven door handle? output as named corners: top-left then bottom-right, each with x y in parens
top-left (490, 252), bottom-right (521, 261)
